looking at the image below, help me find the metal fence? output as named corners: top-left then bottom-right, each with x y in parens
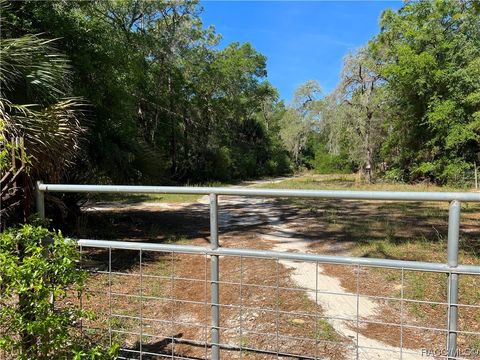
top-left (36, 182), bottom-right (480, 360)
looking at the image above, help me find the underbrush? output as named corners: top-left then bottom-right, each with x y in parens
top-left (0, 223), bottom-right (119, 359)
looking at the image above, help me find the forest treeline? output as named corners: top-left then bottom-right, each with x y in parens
top-left (1, 0), bottom-right (290, 189)
top-left (287, 0), bottom-right (480, 184)
top-left (1, 0), bottom-right (480, 224)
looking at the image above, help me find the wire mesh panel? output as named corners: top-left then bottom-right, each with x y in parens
top-left (77, 243), bottom-right (480, 360)
top-left (80, 246), bottom-right (210, 359)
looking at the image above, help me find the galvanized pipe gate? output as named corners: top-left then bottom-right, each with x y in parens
top-left (36, 181), bottom-right (480, 360)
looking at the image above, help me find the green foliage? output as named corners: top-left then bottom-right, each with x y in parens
top-left (312, 143), bottom-right (352, 174)
top-left (0, 23), bottom-right (86, 182)
top-left (266, 149), bottom-right (292, 175)
top-left (0, 137), bottom-right (13, 172)
top-left (303, 0), bottom-right (480, 186)
top-left (6, 0), bottom-right (478, 189)
top-left (211, 146), bottom-right (233, 181)
top-left (0, 5), bottom-right (87, 225)
top-left (2, 0), bottom-right (290, 185)
top-left (0, 224), bottom-right (117, 359)
top-left (371, 0), bottom-right (480, 184)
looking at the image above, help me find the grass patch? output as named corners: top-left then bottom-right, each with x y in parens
top-left (163, 233), bottom-right (190, 245)
top-left (92, 192), bottom-right (202, 204)
top-left (316, 319), bottom-right (339, 342)
top-left (255, 172), bottom-right (469, 192)
top-left (353, 237), bottom-right (479, 349)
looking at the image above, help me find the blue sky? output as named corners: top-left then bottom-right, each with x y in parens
top-left (200, 1), bottom-right (401, 102)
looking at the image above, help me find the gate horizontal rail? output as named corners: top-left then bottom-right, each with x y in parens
top-left (36, 182), bottom-right (480, 360)
top-left (77, 239), bottom-right (480, 275)
top-left (37, 182), bottom-right (480, 202)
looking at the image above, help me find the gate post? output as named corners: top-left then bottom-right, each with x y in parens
top-left (36, 181), bottom-right (45, 220)
top-left (210, 193), bottom-right (220, 359)
top-left (447, 200), bottom-right (460, 359)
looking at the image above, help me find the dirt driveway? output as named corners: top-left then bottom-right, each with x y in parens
top-left (79, 178), bottom-right (479, 359)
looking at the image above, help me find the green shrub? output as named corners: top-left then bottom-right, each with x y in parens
top-left (411, 159), bottom-right (473, 186)
top-left (212, 146), bottom-right (233, 181)
top-left (384, 167), bottom-right (406, 182)
top-left (312, 145), bottom-right (353, 174)
top-left (266, 150), bottom-right (292, 175)
top-left (0, 223), bottom-right (118, 359)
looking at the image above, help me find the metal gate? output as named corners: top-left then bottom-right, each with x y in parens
top-left (36, 182), bottom-right (480, 360)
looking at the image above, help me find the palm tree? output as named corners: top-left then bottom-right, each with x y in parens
top-left (1, 6), bottom-right (86, 225)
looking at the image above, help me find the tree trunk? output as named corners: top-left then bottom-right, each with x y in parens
top-left (168, 75), bottom-right (177, 175)
top-left (365, 112), bottom-right (373, 184)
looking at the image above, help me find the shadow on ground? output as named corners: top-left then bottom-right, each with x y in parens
top-left (73, 195), bottom-right (480, 273)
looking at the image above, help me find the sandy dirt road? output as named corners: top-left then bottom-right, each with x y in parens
top-left (207, 190), bottom-right (425, 360)
top-left (84, 177), bottom-right (428, 359)
top-left (150, 177), bottom-right (423, 360)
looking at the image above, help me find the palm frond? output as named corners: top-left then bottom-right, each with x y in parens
top-left (0, 34), bottom-right (72, 101)
top-left (0, 31), bottom-right (87, 182)
top-left (1, 97), bottom-right (87, 181)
